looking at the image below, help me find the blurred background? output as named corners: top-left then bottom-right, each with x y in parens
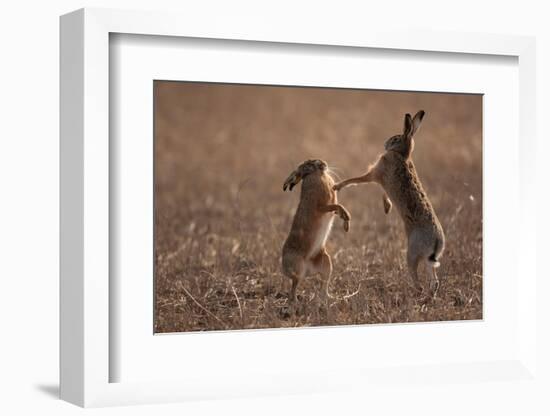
top-left (154, 81), bottom-right (482, 332)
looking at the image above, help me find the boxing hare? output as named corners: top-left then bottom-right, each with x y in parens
top-left (334, 111), bottom-right (445, 293)
top-left (282, 159), bottom-right (351, 302)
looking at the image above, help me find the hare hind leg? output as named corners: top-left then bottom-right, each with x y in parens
top-left (406, 249), bottom-right (422, 292)
top-left (407, 229), bottom-right (435, 293)
top-left (282, 253), bottom-right (306, 302)
top-left (310, 249), bottom-right (333, 300)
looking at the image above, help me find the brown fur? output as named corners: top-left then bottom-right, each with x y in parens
top-left (334, 111), bottom-right (445, 293)
top-left (282, 159), bottom-right (350, 302)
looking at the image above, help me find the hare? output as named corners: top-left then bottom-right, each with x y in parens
top-left (334, 111), bottom-right (445, 293)
top-left (282, 159), bottom-right (351, 302)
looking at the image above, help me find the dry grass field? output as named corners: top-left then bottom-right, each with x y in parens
top-left (154, 81), bottom-right (482, 333)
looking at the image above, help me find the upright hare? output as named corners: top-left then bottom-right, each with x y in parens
top-left (334, 111), bottom-right (445, 292)
top-left (282, 159), bottom-right (351, 302)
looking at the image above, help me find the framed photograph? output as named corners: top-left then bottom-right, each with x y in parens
top-left (60, 8), bottom-right (539, 408)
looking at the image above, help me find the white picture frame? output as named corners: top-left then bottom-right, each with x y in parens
top-left (60, 7), bottom-right (538, 408)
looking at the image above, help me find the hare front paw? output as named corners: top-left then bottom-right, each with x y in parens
top-left (339, 208), bottom-right (350, 222)
top-left (383, 196), bottom-right (392, 214)
top-left (343, 220), bottom-right (350, 233)
top-left (339, 208), bottom-right (351, 232)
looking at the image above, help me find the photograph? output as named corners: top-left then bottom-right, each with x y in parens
top-left (154, 81), bottom-right (483, 333)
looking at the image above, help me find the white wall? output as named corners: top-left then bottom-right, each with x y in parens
top-left (1, 1), bottom-right (548, 415)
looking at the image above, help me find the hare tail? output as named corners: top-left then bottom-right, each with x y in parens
top-left (428, 240), bottom-right (441, 268)
top-left (428, 255), bottom-right (441, 268)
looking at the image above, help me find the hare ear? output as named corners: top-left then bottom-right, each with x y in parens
top-left (403, 113), bottom-right (413, 137)
top-left (410, 110), bottom-right (425, 136)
